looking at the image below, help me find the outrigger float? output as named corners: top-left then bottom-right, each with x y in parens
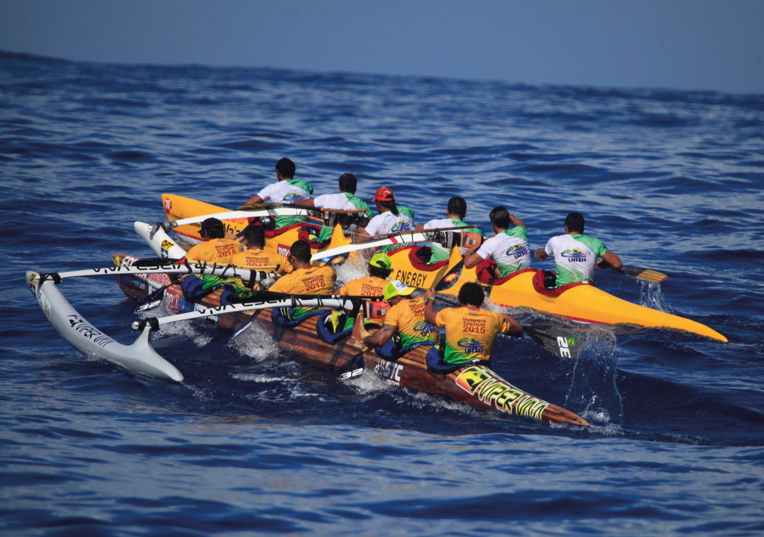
top-left (24, 226), bottom-right (590, 427)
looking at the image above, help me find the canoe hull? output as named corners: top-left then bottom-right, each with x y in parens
top-left (440, 265), bottom-right (727, 342)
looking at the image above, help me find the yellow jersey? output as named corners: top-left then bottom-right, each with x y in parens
top-left (184, 238), bottom-right (243, 264)
top-left (383, 297), bottom-right (439, 348)
top-left (229, 248), bottom-right (293, 275)
top-left (434, 307), bottom-right (514, 364)
top-left (269, 265), bottom-right (337, 296)
top-left (338, 276), bottom-right (387, 298)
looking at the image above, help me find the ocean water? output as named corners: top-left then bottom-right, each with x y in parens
top-left (2, 51), bottom-right (763, 536)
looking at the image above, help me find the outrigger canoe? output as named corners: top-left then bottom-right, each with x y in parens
top-left (111, 250), bottom-right (588, 427)
top-left (437, 264), bottom-right (727, 342)
top-left (157, 195), bottom-right (726, 342)
top-left (158, 193), bottom-right (466, 293)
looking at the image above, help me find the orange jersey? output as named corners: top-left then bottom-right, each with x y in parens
top-left (184, 238), bottom-right (243, 264)
top-left (434, 307), bottom-right (514, 364)
top-left (338, 276), bottom-right (387, 298)
top-left (229, 248), bottom-right (292, 275)
top-left (268, 265), bottom-right (337, 296)
top-left (383, 297), bottom-right (438, 347)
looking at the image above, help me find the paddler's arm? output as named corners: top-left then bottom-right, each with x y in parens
top-left (244, 194), bottom-right (264, 205)
top-left (534, 247), bottom-right (550, 261)
top-left (501, 313), bottom-right (524, 338)
top-left (362, 323), bottom-right (396, 348)
top-left (509, 214), bottom-right (526, 228)
top-left (295, 198), bottom-right (316, 207)
top-left (597, 250), bottom-right (623, 270)
top-left (463, 250), bottom-right (485, 269)
top-left (423, 289), bottom-right (438, 325)
top-left (354, 228), bottom-right (373, 242)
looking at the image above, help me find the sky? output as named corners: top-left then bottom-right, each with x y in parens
top-left (1, 0), bottom-right (763, 94)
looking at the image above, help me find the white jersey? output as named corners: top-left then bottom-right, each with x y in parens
top-left (313, 192), bottom-right (372, 217)
top-left (543, 233), bottom-right (608, 286)
top-left (257, 180), bottom-right (311, 204)
top-left (424, 217), bottom-right (485, 261)
top-left (475, 227), bottom-right (532, 277)
top-left (365, 211), bottom-right (414, 236)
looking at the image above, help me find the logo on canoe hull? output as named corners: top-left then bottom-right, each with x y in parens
top-left (455, 366), bottom-right (549, 420)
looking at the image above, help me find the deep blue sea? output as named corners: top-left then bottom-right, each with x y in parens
top-left (2, 51), bottom-right (763, 536)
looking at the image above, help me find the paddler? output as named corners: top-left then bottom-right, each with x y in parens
top-left (228, 224), bottom-right (293, 291)
top-left (463, 206), bottom-right (532, 279)
top-left (414, 196), bottom-right (486, 264)
top-left (534, 211), bottom-right (622, 288)
top-left (324, 253), bottom-right (393, 334)
top-left (355, 186), bottom-right (414, 253)
top-left (267, 239), bottom-right (337, 323)
top-left (294, 172), bottom-right (373, 241)
top-left (243, 158), bottom-right (314, 229)
top-left (177, 217), bottom-right (243, 302)
top-left (361, 280), bottom-right (439, 352)
top-left (423, 283), bottom-right (523, 365)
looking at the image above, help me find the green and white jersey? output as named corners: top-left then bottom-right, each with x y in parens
top-left (256, 179), bottom-right (314, 228)
top-left (475, 227), bottom-right (532, 277)
top-left (313, 192), bottom-right (373, 241)
top-left (423, 217), bottom-right (486, 263)
top-left (312, 192), bottom-right (373, 217)
top-left (543, 233), bottom-right (608, 286)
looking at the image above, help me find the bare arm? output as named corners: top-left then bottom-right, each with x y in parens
top-left (363, 324), bottom-right (396, 348)
top-left (295, 198), bottom-right (316, 207)
top-left (502, 314), bottom-right (524, 338)
top-left (509, 214), bottom-right (526, 228)
top-left (244, 194), bottom-right (264, 205)
top-left (534, 247), bottom-right (550, 261)
top-left (423, 289), bottom-right (438, 325)
top-left (354, 228), bottom-right (373, 242)
top-left (463, 250), bottom-right (485, 269)
top-left (599, 251), bottom-right (623, 270)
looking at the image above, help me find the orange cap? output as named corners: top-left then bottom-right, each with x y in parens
top-left (373, 186), bottom-right (394, 202)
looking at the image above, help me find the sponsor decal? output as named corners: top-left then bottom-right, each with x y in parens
top-left (303, 275), bottom-right (325, 293)
top-left (462, 318), bottom-right (486, 334)
top-left (164, 197), bottom-right (172, 211)
top-left (277, 244), bottom-right (290, 257)
top-left (376, 359), bottom-right (402, 384)
top-left (215, 243), bottom-right (238, 258)
top-left (457, 337), bottom-right (484, 354)
top-left (455, 367), bottom-right (549, 420)
top-left (556, 336), bottom-right (576, 358)
top-left (160, 239), bottom-right (174, 258)
top-left (413, 320), bottom-right (436, 337)
top-left (504, 244), bottom-right (530, 259)
top-left (561, 248), bottom-right (587, 263)
top-left (67, 314), bottom-right (113, 348)
top-left (392, 269), bottom-right (428, 288)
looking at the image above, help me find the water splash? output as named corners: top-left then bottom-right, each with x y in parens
top-left (564, 325), bottom-right (623, 423)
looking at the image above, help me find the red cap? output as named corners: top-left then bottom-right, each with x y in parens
top-left (373, 186), bottom-right (395, 202)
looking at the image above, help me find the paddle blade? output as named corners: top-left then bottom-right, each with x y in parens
top-left (337, 352), bottom-right (364, 380)
top-left (435, 261), bottom-right (464, 291)
top-left (133, 285), bottom-right (169, 313)
top-left (523, 323), bottom-right (586, 359)
top-left (618, 266), bottom-right (668, 283)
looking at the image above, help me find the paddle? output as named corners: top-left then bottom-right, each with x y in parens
top-left (34, 260), bottom-right (280, 283)
top-left (615, 265), bottom-right (668, 283)
top-left (133, 296), bottom-right (364, 331)
top-left (227, 291), bottom-right (382, 341)
top-left (336, 312), bottom-right (369, 380)
top-left (310, 228), bottom-right (469, 263)
top-left (433, 294), bottom-right (588, 359)
top-left (155, 205), bottom-right (367, 232)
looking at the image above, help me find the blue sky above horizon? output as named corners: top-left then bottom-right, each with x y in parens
top-left (1, 0), bottom-right (763, 94)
